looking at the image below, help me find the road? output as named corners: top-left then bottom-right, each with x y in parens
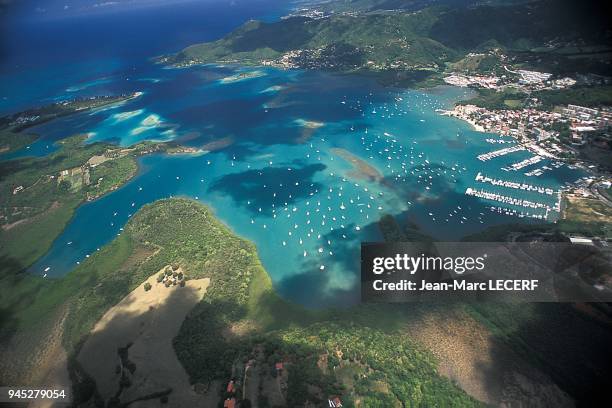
top-left (590, 181), bottom-right (612, 208)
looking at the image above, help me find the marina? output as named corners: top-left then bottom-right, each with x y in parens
top-left (525, 161), bottom-right (565, 177)
top-left (487, 205), bottom-right (547, 220)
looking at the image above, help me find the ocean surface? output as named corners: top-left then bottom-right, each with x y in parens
top-left (1, 1), bottom-right (584, 307)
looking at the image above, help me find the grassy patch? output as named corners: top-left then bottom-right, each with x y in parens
top-left (503, 99), bottom-right (522, 108)
top-left (87, 156), bottom-right (138, 199)
top-left (534, 85), bottom-right (612, 110)
top-left (559, 195), bottom-right (612, 238)
top-left (0, 129), bottom-right (38, 155)
top-left (459, 88), bottom-right (526, 110)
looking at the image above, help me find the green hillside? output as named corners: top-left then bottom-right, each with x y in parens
top-left (429, 0), bottom-right (612, 51)
top-left (310, 0), bottom-right (521, 14)
top-left (167, 10), bottom-right (453, 72)
top-left (0, 198), bottom-right (482, 407)
top-left (163, 0), bottom-right (612, 84)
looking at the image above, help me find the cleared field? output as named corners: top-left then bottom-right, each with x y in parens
top-left (560, 195), bottom-right (612, 237)
top-left (78, 273), bottom-right (211, 407)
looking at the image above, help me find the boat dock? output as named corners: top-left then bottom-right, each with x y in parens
top-left (505, 155), bottom-right (543, 171)
top-left (474, 172), bottom-right (556, 195)
top-left (477, 145), bottom-right (525, 161)
top-left (485, 138), bottom-right (515, 144)
top-left (465, 187), bottom-right (558, 214)
top-left (487, 205), bottom-right (547, 220)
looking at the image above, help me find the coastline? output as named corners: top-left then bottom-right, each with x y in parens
top-left (437, 107), bottom-right (486, 132)
top-left (0, 137), bottom-right (207, 276)
top-left (0, 93), bottom-right (143, 157)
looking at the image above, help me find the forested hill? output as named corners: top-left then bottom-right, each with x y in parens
top-left (311, 0), bottom-right (525, 13)
top-left (165, 8), bottom-right (454, 68)
top-left (428, 0), bottom-right (612, 50)
top-left (161, 0), bottom-right (612, 81)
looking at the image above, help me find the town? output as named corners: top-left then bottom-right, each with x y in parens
top-left (439, 93), bottom-right (611, 243)
top-left (440, 102), bottom-right (611, 164)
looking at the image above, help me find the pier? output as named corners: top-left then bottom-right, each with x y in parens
top-left (505, 155), bottom-right (543, 171)
top-left (465, 187), bottom-right (558, 216)
top-left (487, 205), bottom-right (547, 220)
top-left (474, 172), bottom-right (556, 195)
top-left (485, 138), bottom-right (515, 144)
top-left (477, 145), bottom-right (525, 161)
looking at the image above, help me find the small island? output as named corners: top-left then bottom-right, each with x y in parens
top-left (219, 70), bottom-right (266, 84)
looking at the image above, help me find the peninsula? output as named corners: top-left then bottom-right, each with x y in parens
top-left (2, 198), bottom-right (609, 407)
top-left (0, 93), bottom-right (142, 154)
top-left (0, 134), bottom-right (202, 274)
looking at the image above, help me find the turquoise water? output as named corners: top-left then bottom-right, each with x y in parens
top-left (13, 64), bottom-right (583, 307)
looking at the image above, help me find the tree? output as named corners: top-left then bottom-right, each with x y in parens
top-left (144, 282), bottom-right (152, 291)
top-left (58, 180), bottom-right (71, 192)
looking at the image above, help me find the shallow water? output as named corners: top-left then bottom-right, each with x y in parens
top-left (19, 65), bottom-right (583, 307)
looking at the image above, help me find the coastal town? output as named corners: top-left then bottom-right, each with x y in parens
top-left (442, 103), bottom-right (611, 149)
top-left (441, 57), bottom-right (611, 167)
top-left (439, 64), bottom-right (611, 242)
top-left (443, 48), bottom-right (611, 93)
top-left (443, 63), bottom-right (579, 92)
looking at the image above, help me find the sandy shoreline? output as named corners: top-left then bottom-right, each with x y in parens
top-left (438, 108), bottom-right (486, 132)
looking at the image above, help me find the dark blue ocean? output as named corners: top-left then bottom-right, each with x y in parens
top-left (0, 0), bottom-right (289, 114)
top-left (1, 1), bottom-right (584, 307)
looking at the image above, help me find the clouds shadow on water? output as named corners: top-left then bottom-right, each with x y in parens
top-left (208, 162), bottom-right (326, 216)
top-left (276, 218), bottom-right (381, 309)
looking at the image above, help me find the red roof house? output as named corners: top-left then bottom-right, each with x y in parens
top-left (226, 380), bottom-right (235, 393)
